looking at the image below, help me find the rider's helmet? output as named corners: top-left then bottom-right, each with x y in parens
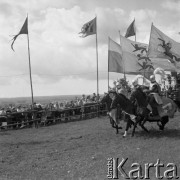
top-left (150, 75), bottom-right (156, 83)
top-left (132, 79), bottom-right (138, 87)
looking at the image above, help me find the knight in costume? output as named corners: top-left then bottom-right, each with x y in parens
top-left (145, 75), bottom-right (163, 116)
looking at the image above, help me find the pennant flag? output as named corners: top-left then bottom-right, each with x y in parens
top-left (108, 37), bottom-right (123, 73)
top-left (11, 17), bottom-right (28, 51)
top-left (79, 17), bottom-right (96, 38)
top-left (125, 19), bottom-right (136, 38)
top-left (148, 24), bottom-right (180, 70)
top-left (120, 35), bottom-right (153, 78)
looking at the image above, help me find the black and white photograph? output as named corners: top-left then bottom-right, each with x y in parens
top-left (0, 0), bottom-right (180, 179)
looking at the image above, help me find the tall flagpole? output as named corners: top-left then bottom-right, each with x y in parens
top-left (27, 15), bottom-right (34, 109)
top-left (95, 16), bottom-right (99, 97)
top-left (134, 18), bottom-right (136, 42)
top-left (95, 16), bottom-right (99, 117)
top-left (119, 30), bottom-right (126, 80)
top-left (108, 37), bottom-right (110, 91)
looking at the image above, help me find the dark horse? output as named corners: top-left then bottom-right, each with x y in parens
top-left (101, 93), bottom-right (149, 137)
top-left (129, 86), bottom-right (169, 135)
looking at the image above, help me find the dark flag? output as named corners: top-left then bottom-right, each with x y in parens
top-left (11, 17), bottom-right (28, 51)
top-left (125, 19), bottom-right (136, 38)
top-left (79, 17), bottom-right (96, 38)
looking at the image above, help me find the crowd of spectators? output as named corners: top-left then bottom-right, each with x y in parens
top-left (0, 93), bottom-right (101, 115)
top-left (0, 93), bottom-right (105, 130)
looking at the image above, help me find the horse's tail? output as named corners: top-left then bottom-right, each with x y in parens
top-left (161, 97), bottom-right (177, 118)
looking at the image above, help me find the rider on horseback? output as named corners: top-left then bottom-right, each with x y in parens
top-left (130, 79), bottom-right (149, 118)
top-left (145, 75), bottom-right (163, 117)
top-left (108, 89), bottom-right (121, 126)
top-left (131, 80), bottom-right (148, 108)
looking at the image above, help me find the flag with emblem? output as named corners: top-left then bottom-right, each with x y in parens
top-left (120, 35), bottom-right (153, 78)
top-left (11, 17), bottom-right (28, 51)
top-left (79, 17), bottom-right (96, 38)
top-left (148, 24), bottom-right (180, 71)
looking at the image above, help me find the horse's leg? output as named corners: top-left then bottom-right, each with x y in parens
top-left (159, 116), bottom-right (169, 130)
top-left (139, 118), bottom-right (149, 133)
top-left (131, 116), bottom-right (149, 137)
top-left (131, 117), bottom-right (140, 137)
top-left (139, 114), bottom-right (149, 133)
top-left (123, 116), bottom-right (132, 137)
top-left (109, 116), bottom-right (115, 128)
top-left (115, 123), bottom-right (119, 134)
top-left (141, 117), bottom-right (147, 126)
top-left (157, 121), bottom-right (162, 130)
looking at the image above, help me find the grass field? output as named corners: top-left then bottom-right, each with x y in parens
top-left (0, 113), bottom-right (180, 180)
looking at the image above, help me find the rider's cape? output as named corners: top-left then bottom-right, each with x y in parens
top-left (150, 93), bottom-right (163, 105)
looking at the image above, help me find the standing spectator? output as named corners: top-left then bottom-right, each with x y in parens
top-left (91, 93), bottom-right (97, 102)
top-left (0, 108), bottom-right (6, 115)
top-left (86, 95), bottom-right (92, 103)
top-left (96, 94), bottom-right (100, 102)
top-left (78, 99), bottom-right (84, 106)
top-left (59, 102), bottom-right (65, 110)
top-left (17, 106), bottom-right (23, 112)
top-left (81, 94), bottom-right (86, 104)
top-left (54, 102), bottom-right (60, 110)
top-left (74, 97), bottom-right (80, 106)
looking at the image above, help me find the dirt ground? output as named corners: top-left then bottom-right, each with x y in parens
top-left (0, 113), bottom-right (180, 180)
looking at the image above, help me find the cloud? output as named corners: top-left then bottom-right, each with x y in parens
top-left (161, 0), bottom-right (180, 12)
top-left (0, 5), bottom-right (130, 84)
top-left (130, 9), bottom-right (156, 23)
top-left (0, 2), bottom-right (13, 17)
top-left (0, 0), bottom-right (179, 97)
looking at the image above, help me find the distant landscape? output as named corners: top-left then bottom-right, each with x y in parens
top-left (0, 95), bottom-right (83, 106)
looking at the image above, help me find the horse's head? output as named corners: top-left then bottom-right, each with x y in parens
top-left (101, 93), bottom-right (111, 103)
top-left (101, 93), bottom-right (112, 111)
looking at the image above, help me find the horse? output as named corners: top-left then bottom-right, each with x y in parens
top-left (101, 93), bottom-right (148, 137)
top-left (129, 85), bottom-right (176, 135)
top-left (101, 93), bottom-right (122, 134)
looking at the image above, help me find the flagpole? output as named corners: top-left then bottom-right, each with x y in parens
top-left (95, 16), bottom-right (99, 117)
top-left (95, 16), bottom-right (99, 98)
top-left (108, 37), bottom-right (110, 91)
top-left (119, 30), bottom-right (126, 80)
top-left (26, 18), bottom-right (34, 110)
top-left (134, 18), bottom-right (136, 42)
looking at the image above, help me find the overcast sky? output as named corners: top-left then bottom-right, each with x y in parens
top-left (0, 0), bottom-right (180, 97)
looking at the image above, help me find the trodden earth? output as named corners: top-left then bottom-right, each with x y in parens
top-left (0, 113), bottom-right (180, 180)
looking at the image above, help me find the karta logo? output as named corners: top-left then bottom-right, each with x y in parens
top-left (107, 158), bottom-right (179, 179)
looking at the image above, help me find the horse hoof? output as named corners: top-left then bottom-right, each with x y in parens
top-left (159, 127), bottom-right (164, 131)
top-left (123, 135), bottom-right (126, 138)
